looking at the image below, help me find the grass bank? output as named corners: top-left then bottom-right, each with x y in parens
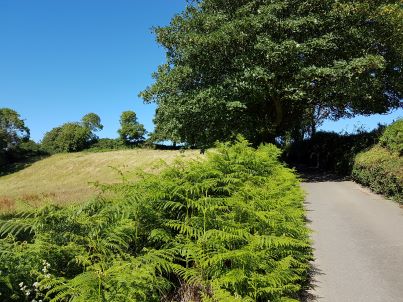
top-left (0, 149), bottom-right (200, 211)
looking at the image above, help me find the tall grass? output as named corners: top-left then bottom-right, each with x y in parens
top-left (0, 149), bottom-right (199, 211)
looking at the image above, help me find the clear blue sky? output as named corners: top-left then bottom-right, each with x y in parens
top-left (0, 0), bottom-right (401, 142)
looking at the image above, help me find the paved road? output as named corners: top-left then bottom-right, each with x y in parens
top-left (302, 179), bottom-right (403, 302)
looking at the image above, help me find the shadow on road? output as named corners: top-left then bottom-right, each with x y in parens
top-left (300, 264), bottom-right (323, 302)
top-left (291, 164), bottom-right (348, 183)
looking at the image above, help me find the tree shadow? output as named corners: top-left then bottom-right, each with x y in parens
top-left (0, 155), bottom-right (49, 177)
top-left (292, 164), bottom-right (349, 183)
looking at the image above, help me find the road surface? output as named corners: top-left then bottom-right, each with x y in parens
top-left (302, 178), bottom-right (403, 302)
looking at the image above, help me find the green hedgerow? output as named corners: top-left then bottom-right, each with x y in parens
top-left (353, 145), bottom-right (402, 203)
top-left (379, 119), bottom-right (403, 155)
top-left (353, 120), bottom-right (403, 203)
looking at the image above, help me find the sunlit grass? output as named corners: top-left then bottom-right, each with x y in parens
top-left (0, 149), bottom-right (200, 211)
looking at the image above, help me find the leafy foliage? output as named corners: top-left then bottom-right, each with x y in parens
top-left (0, 139), bottom-right (311, 301)
top-left (85, 138), bottom-right (129, 152)
top-left (81, 113), bottom-right (104, 133)
top-left (379, 119), bottom-right (403, 155)
top-left (141, 0), bottom-right (403, 146)
top-left (118, 111), bottom-right (146, 145)
top-left (353, 120), bottom-right (403, 202)
top-left (353, 146), bottom-right (402, 203)
top-left (0, 108), bottom-right (30, 150)
top-left (0, 108), bottom-right (31, 167)
top-left (41, 123), bottom-right (93, 153)
top-left (41, 113), bottom-right (104, 153)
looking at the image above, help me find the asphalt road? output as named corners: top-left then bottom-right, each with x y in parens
top-left (302, 179), bottom-right (403, 302)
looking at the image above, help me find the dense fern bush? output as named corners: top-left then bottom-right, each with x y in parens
top-left (0, 138), bottom-right (311, 301)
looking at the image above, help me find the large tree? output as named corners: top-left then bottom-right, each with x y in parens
top-left (141, 0), bottom-right (402, 145)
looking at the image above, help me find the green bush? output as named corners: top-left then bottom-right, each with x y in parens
top-left (353, 146), bottom-right (402, 203)
top-left (42, 123), bottom-right (93, 153)
top-left (0, 138), bottom-right (311, 301)
top-left (379, 119), bottom-right (403, 155)
top-left (86, 138), bottom-right (128, 152)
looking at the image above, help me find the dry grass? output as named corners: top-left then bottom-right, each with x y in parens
top-left (0, 149), bottom-right (200, 212)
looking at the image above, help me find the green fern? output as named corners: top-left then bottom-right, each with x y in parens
top-left (0, 137), bottom-right (312, 301)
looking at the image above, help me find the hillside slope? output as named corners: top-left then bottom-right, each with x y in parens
top-left (0, 149), bottom-right (199, 211)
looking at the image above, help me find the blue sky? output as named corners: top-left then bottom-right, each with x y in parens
top-left (0, 0), bottom-right (401, 142)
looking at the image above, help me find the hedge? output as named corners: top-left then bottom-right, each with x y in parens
top-left (352, 145), bottom-right (402, 203)
top-left (379, 119), bottom-right (403, 155)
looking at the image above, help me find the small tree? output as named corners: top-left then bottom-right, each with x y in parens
top-left (118, 111), bottom-right (146, 145)
top-left (81, 113), bottom-right (103, 132)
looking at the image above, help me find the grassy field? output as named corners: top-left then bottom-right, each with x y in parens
top-left (0, 149), bottom-right (200, 211)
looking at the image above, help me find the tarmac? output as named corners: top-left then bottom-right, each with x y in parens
top-left (302, 179), bottom-right (403, 302)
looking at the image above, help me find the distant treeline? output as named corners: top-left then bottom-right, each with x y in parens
top-left (0, 108), bottom-right (149, 169)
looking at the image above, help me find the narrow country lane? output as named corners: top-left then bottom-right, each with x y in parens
top-left (302, 179), bottom-right (403, 302)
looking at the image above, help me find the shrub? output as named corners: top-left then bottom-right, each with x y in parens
top-left (0, 138), bottom-right (311, 301)
top-left (352, 120), bottom-right (403, 203)
top-left (379, 119), bottom-right (403, 155)
top-left (353, 146), bottom-right (402, 203)
top-left (86, 138), bottom-right (128, 152)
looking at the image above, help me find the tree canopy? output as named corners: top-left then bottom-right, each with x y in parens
top-left (81, 113), bottom-right (103, 133)
top-left (0, 108), bottom-right (30, 165)
top-left (0, 108), bottom-right (30, 151)
top-left (41, 113), bottom-right (103, 153)
top-left (141, 0), bottom-right (403, 146)
top-left (41, 123), bottom-right (92, 153)
top-left (118, 111), bottom-right (146, 144)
